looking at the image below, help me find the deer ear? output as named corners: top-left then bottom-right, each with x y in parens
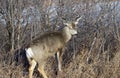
top-left (75, 16), bottom-right (83, 25)
top-left (75, 21), bottom-right (79, 25)
top-left (64, 23), bottom-right (69, 26)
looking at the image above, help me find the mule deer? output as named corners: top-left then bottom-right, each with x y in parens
top-left (25, 17), bottom-right (82, 78)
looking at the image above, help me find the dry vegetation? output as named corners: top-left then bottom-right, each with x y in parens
top-left (0, 0), bottom-right (120, 78)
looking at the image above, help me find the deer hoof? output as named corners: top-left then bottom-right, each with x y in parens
top-left (56, 71), bottom-right (64, 78)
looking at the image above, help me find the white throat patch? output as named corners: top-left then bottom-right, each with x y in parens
top-left (70, 29), bottom-right (77, 35)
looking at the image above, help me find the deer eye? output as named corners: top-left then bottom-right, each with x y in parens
top-left (71, 23), bottom-right (76, 29)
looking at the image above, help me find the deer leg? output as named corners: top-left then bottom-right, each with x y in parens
top-left (56, 51), bottom-right (64, 78)
top-left (28, 59), bottom-right (37, 78)
top-left (38, 64), bottom-right (48, 78)
top-left (56, 52), bottom-right (62, 72)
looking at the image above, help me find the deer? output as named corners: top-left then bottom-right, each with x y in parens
top-left (25, 17), bottom-right (82, 78)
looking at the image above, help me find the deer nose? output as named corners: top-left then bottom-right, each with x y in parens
top-left (73, 33), bottom-right (77, 38)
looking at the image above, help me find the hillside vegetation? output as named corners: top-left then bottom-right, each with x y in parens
top-left (0, 0), bottom-right (120, 78)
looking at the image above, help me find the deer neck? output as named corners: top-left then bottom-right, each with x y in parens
top-left (62, 26), bottom-right (72, 43)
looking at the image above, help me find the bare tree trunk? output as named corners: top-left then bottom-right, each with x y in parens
top-left (10, 0), bottom-right (15, 53)
top-left (16, 0), bottom-right (20, 50)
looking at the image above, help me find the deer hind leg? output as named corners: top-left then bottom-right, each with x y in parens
top-left (38, 64), bottom-right (48, 78)
top-left (28, 59), bottom-right (37, 78)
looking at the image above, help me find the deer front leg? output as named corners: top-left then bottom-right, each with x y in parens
top-left (56, 52), bottom-right (62, 72)
top-left (56, 51), bottom-right (64, 78)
